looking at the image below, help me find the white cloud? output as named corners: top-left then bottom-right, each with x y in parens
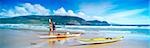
top-left (15, 6), bottom-right (29, 15)
top-left (77, 12), bottom-right (85, 16)
top-left (53, 7), bottom-right (97, 21)
top-left (53, 7), bottom-right (101, 21)
top-left (53, 7), bottom-right (79, 16)
top-left (67, 10), bottom-right (77, 16)
top-left (0, 3), bottom-right (149, 24)
top-left (53, 7), bottom-right (111, 22)
top-left (53, 7), bottom-right (67, 15)
top-left (0, 3), bottom-right (50, 16)
top-left (33, 4), bottom-right (50, 15)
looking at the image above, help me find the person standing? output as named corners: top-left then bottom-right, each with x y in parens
top-left (49, 18), bottom-right (55, 35)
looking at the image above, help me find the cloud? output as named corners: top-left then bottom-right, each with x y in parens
top-left (67, 10), bottom-right (77, 16)
top-left (0, 3), bottom-right (50, 16)
top-left (80, 8), bottom-right (149, 24)
top-left (53, 7), bottom-right (99, 21)
top-left (53, 7), bottom-right (97, 21)
top-left (53, 7), bottom-right (87, 16)
top-left (53, 6), bottom-right (149, 24)
top-left (107, 9), bottom-right (146, 18)
top-left (53, 7), bottom-right (78, 16)
top-left (107, 15), bottom-right (150, 24)
top-left (0, 3), bottom-right (149, 24)
top-left (79, 1), bottom-right (149, 24)
top-left (53, 7), bottom-right (67, 15)
top-left (77, 12), bottom-right (85, 16)
top-left (105, 8), bottom-right (148, 24)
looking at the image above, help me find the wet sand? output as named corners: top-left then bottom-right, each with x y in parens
top-left (0, 29), bottom-right (150, 48)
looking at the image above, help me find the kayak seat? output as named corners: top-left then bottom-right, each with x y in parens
top-left (106, 38), bottom-right (112, 40)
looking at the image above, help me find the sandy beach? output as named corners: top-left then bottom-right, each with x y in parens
top-left (0, 29), bottom-right (149, 48)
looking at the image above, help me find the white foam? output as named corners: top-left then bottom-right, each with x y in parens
top-left (64, 25), bottom-right (150, 29)
top-left (0, 24), bottom-right (48, 30)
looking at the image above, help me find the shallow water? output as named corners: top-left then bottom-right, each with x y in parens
top-left (0, 25), bottom-right (150, 48)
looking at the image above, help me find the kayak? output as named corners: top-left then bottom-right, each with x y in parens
top-left (39, 33), bottom-right (81, 38)
top-left (79, 36), bottom-right (124, 44)
top-left (41, 18), bottom-right (82, 39)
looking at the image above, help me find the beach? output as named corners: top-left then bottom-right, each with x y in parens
top-left (0, 26), bottom-right (150, 48)
top-left (0, 0), bottom-right (149, 48)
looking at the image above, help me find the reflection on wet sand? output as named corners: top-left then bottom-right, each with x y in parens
top-left (48, 38), bottom-right (68, 47)
top-left (30, 37), bottom-right (72, 48)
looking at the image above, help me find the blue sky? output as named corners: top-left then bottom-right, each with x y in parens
top-left (0, 0), bottom-right (149, 24)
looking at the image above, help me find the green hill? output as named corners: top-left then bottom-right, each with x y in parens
top-left (0, 15), bottom-right (86, 25)
top-left (0, 15), bottom-right (110, 26)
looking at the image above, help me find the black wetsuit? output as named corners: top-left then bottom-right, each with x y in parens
top-left (53, 24), bottom-right (55, 31)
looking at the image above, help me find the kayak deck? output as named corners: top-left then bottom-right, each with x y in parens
top-left (79, 36), bottom-right (124, 44)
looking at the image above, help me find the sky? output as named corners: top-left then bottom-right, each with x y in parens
top-left (0, 0), bottom-right (149, 24)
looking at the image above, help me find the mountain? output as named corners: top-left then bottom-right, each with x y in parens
top-left (86, 20), bottom-right (110, 26)
top-left (0, 15), bottom-right (86, 25)
top-left (0, 15), bottom-right (110, 26)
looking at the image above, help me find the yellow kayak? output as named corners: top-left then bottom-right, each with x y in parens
top-left (79, 36), bottom-right (124, 44)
